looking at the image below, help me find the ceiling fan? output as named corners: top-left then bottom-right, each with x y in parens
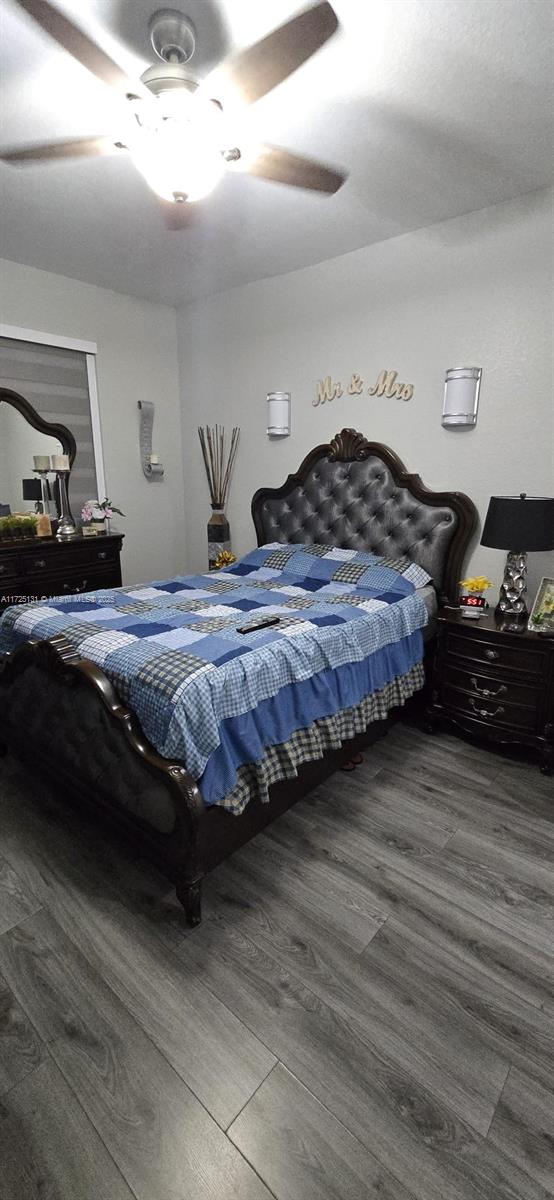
top-left (1, 0), bottom-right (347, 228)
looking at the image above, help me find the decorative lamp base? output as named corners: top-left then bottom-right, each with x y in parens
top-left (55, 470), bottom-right (78, 540)
top-left (57, 521), bottom-right (78, 540)
top-left (495, 551), bottom-right (528, 621)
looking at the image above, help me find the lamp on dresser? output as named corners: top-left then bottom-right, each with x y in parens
top-left (480, 493), bottom-right (554, 622)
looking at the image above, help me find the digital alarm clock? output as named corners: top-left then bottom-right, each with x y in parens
top-left (459, 594), bottom-right (489, 619)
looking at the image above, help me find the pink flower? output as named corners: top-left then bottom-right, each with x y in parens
top-left (103, 507), bottom-right (113, 519)
top-left (81, 503), bottom-right (94, 523)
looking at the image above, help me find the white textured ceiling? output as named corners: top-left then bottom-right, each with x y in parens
top-left (0, 0), bottom-right (552, 306)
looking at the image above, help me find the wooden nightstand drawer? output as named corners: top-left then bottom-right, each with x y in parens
top-left (445, 630), bottom-right (546, 678)
top-left (445, 663), bottom-right (541, 708)
top-left (442, 684), bottom-right (538, 732)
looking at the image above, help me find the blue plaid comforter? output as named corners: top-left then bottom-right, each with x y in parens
top-left (0, 543), bottom-right (429, 806)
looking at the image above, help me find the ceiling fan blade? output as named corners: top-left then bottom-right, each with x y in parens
top-left (214, 1), bottom-right (338, 107)
top-left (246, 144), bottom-right (346, 194)
top-left (15, 0), bottom-right (148, 97)
top-left (1, 135), bottom-right (120, 164)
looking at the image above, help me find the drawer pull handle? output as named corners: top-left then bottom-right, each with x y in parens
top-left (469, 697), bottom-right (505, 720)
top-left (63, 579), bottom-right (88, 594)
top-left (470, 677), bottom-right (507, 699)
top-left (97, 551), bottom-right (107, 560)
top-left (34, 559), bottom-right (47, 569)
top-left (484, 648), bottom-right (499, 661)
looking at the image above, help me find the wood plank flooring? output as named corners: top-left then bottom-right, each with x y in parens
top-left (0, 723), bottom-right (552, 1200)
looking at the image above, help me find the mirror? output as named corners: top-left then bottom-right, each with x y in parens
top-left (0, 390), bottom-right (75, 520)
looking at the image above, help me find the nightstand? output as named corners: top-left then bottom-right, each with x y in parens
top-left (425, 609), bottom-right (554, 774)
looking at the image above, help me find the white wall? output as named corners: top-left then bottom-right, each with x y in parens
top-left (177, 189), bottom-right (554, 603)
top-left (2, 189), bottom-right (552, 602)
top-left (0, 259), bottom-right (185, 584)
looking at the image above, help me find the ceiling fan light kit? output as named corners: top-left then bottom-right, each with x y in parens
top-left (126, 90), bottom-right (227, 203)
top-left (3, 1), bottom-right (347, 222)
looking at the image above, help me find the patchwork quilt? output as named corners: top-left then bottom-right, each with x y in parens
top-left (0, 543), bottom-right (430, 809)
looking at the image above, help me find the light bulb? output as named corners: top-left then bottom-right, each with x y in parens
top-left (128, 92), bottom-right (225, 203)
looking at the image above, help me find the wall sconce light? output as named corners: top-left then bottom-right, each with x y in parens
top-left (442, 367), bottom-right (482, 428)
top-left (267, 391), bottom-right (291, 437)
top-left (137, 400), bottom-right (164, 479)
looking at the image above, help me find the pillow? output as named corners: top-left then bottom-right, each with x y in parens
top-left (227, 543), bottom-right (432, 589)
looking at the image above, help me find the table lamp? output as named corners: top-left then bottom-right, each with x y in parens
top-left (22, 478), bottom-right (43, 510)
top-left (481, 494), bottom-right (554, 620)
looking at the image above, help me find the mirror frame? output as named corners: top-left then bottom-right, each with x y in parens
top-left (0, 386), bottom-right (77, 466)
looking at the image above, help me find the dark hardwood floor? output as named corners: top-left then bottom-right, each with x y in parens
top-left (0, 724), bottom-right (552, 1200)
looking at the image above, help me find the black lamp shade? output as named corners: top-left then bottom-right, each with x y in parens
top-left (22, 478), bottom-right (42, 502)
top-left (481, 495), bottom-right (554, 552)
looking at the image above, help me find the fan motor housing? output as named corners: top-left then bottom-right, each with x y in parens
top-left (141, 62), bottom-right (198, 95)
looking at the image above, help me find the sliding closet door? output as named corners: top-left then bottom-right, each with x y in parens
top-left (0, 336), bottom-right (100, 518)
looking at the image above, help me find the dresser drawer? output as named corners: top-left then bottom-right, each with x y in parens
top-left (445, 663), bottom-right (542, 708)
top-left (445, 630), bottom-right (546, 678)
top-left (23, 542), bottom-right (120, 576)
top-left (1, 535), bottom-right (123, 611)
top-left (48, 566), bottom-right (121, 598)
top-left (442, 683), bottom-right (539, 732)
top-left (0, 555), bottom-right (20, 581)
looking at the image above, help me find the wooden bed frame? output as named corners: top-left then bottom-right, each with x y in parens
top-left (0, 429), bottom-right (477, 925)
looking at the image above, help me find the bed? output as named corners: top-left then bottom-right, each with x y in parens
top-left (0, 429), bottom-right (477, 924)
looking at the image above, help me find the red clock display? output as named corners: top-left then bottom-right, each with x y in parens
top-left (459, 594), bottom-right (488, 609)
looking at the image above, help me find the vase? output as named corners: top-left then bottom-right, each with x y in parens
top-left (207, 506), bottom-right (230, 570)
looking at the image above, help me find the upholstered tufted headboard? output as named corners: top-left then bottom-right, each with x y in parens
top-left (251, 429), bottom-right (477, 604)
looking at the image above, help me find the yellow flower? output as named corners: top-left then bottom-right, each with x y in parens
top-left (214, 549), bottom-right (237, 569)
top-left (460, 575), bottom-right (493, 592)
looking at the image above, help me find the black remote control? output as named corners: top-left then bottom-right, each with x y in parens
top-left (237, 616), bottom-right (281, 634)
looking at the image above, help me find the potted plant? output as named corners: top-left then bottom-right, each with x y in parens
top-left (460, 574), bottom-right (494, 601)
top-left (0, 514), bottom-right (38, 541)
top-left (81, 497), bottom-right (125, 535)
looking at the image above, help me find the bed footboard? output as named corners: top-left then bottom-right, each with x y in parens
top-left (0, 634), bottom-right (407, 929)
top-left (0, 635), bottom-right (206, 925)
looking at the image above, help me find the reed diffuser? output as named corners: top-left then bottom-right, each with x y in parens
top-left (198, 425), bottom-right (240, 569)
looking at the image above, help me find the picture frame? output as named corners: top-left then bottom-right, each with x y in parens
top-left (528, 576), bottom-right (554, 634)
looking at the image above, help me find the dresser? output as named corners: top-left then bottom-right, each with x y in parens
top-left (426, 609), bottom-right (554, 774)
top-left (0, 533), bottom-right (123, 610)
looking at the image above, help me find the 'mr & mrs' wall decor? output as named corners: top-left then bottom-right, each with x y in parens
top-left (313, 369), bottom-right (414, 407)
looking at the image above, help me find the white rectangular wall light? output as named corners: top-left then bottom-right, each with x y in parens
top-left (267, 391), bottom-right (291, 437)
top-left (442, 367), bottom-right (482, 427)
